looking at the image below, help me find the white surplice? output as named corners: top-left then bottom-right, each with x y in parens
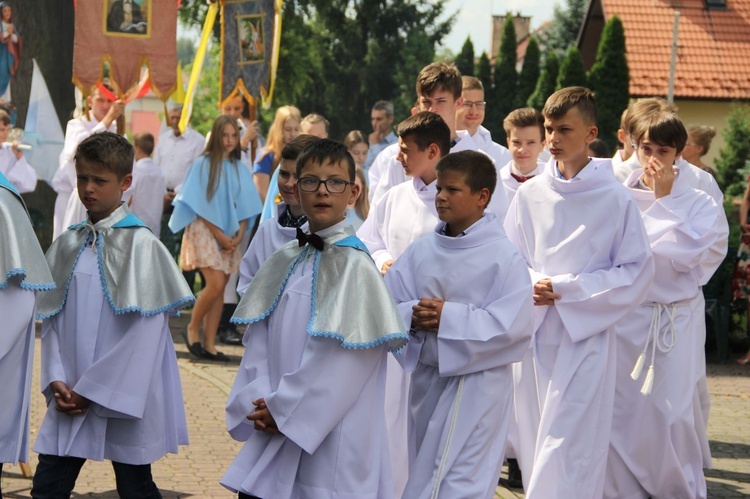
top-left (237, 203), bottom-right (305, 297)
top-left (368, 131), bottom-right (509, 218)
top-left (470, 125), bottom-right (512, 171)
top-left (498, 160), bottom-right (545, 207)
top-left (221, 224), bottom-right (395, 499)
top-left (34, 249), bottom-right (188, 464)
top-left (0, 146), bottom-right (36, 193)
top-left (0, 286), bottom-right (36, 464)
top-left (503, 158), bottom-right (654, 499)
top-left (385, 213), bottom-right (533, 499)
top-left (604, 168), bottom-right (725, 499)
top-left (153, 126), bottom-right (206, 191)
top-left (129, 157), bottom-right (167, 235)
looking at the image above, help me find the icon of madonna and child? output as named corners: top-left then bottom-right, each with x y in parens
top-left (0, 1), bottom-right (21, 98)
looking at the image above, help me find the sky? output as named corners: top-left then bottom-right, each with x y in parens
top-left (440, 0), bottom-right (556, 56)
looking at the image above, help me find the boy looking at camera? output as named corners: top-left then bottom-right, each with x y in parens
top-left (222, 139), bottom-right (407, 499)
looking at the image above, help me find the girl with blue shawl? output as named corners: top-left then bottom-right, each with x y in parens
top-left (169, 115), bottom-right (262, 361)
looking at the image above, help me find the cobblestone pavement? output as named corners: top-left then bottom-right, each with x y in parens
top-left (2, 314), bottom-right (748, 498)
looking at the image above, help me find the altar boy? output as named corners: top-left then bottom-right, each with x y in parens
top-left (503, 87), bottom-right (654, 498)
top-left (32, 132), bottom-right (193, 497)
top-left (386, 150), bottom-right (533, 498)
top-left (222, 139), bottom-right (407, 499)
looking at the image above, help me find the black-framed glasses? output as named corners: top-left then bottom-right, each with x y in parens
top-left (298, 177), bottom-right (353, 193)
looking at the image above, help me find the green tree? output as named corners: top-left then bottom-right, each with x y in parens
top-left (556, 46), bottom-right (587, 89)
top-left (515, 36), bottom-right (540, 109)
top-left (716, 104), bottom-right (750, 198)
top-left (587, 15), bottom-right (629, 152)
top-left (540, 0), bottom-right (588, 56)
top-left (177, 37), bottom-right (197, 67)
top-left (185, 43), bottom-right (221, 136)
top-left (527, 51), bottom-right (560, 110)
top-left (490, 17), bottom-right (517, 142)
top-left (475, 51), bottom-right (492, 93)
top-left (454, 36), bottom-right (475, 77)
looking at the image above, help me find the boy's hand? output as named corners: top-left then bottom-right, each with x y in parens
top-left (242, 120), bottom-right (259, 146)
top-left (69, 391), bottom-right (91, 412)
top-left (51, 381), bottom-right (88, 415)
top-left (106, 100), bottom-right (125, 121)
top-left (10, 141), bottom-right (23, 159)
top-left (644, 156), bottom-right (675, 199)
top-left (533, 279), bottom-right (560, 306)
top-left (248, 398), bottom-right (280, 434)
top-left (380, 259), bottom-right (395, 276)
top-left (411, 298), bottom-right (444, 332)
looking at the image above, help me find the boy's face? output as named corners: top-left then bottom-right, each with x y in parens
top-left (0, 122), bottom-right (10, 143)
top-left (544, 107), bottom-right (597, 165)
top-left (508, 126), bottom-right (545, 173)
top-left (636, 132), bottom-right (680, 169)
top-left (456, 88), bottom-right (485, 133)
top-left (277, 158), bottom-right (300, 208)
top-left (349, 142), bottom-right (368, 166)
top-left (283, 118), bottom-right (301, 143)
top-left (397, 135), bottom-right (438, 180)
top-left (301, 121), bottom-right (328, 139)
top-left (88, 90), bottom-right (115, 123)
top-left (221, 96), bottom-right (244, 120)
top-left (418, 88), bottom-right (461, 130)
top-left (76, 157), bottom-right (132, 224)
top-left (435, 170), bottom-right (489, 231)
top-left (294, 159), bottom-right (359, 233)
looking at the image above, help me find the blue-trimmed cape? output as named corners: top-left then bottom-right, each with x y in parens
top-left (36, 204), bottom-right (194, 320)
top-left (232, 223), bottom-right (408, 352)
top-left (0, 171), bottom-right (54, 291)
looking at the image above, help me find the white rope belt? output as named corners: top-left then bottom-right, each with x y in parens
top-left (630, 301), bottom-right (690, 395)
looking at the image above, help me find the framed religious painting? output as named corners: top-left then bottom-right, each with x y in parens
top-left (103, 0), bottom-right (151, 37)
top-left (236, 13), bottom-right (265, 65)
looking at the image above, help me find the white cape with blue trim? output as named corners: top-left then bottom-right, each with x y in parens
top-left (36, 203), bottom-right (194, 319)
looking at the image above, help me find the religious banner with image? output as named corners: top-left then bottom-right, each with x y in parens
top-left (220, 0), bottom-right (282, 110)
top-left (73, 0), bottom-right (178, 100)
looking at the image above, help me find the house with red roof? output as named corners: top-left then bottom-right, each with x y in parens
top-left (578, 0), bottom-right (750, 165)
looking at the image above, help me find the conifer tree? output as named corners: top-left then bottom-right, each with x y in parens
top-left (516, 36), bottom-right (540, 109)
top-left (490, 17), bottom-right (517, 142)
top-left (588, 15), bottom-right (629, 151)
top-left (556, 45), bottom-right (587, 90)
top-left (455, 36), bottom-right (475, 77)
top-left (527, 51), bottom-right (559, 111)
top-left (476, 51), bottom-right (492, 94)
top-left (716, 104), bottom-right (750, 198)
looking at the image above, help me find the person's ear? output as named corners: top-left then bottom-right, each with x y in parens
top-left (477, 187), bottom-right (490, 208)
top-left (585, 125), bottom-right (598, 144)
top-left (428, 143), bottom-right (439, 159)
top-left (348, 180), bottom-right (361, 206)
top-left (120, 173), bottom-right (133, 192)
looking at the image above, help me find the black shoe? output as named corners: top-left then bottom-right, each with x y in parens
top-left (507, 458), bottom-right (523, 489)
top-left (201, 349), bottom-right (230, 362)
top-left (218, 326), bottom-right (243, 345)
top-left (181, 329), bottom-right (205, 358)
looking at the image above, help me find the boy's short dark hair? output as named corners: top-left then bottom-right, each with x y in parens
top-left (281, 134), bottom-right (320, 161)
top-left (543, 86), bottom-right (597, 126)
top-left (587, 138), bottom-right (611, 158)
top-left (632, 110), bottom-right (688, 154)
top-left (416, 62), bottom-right (463, 100)
top-left (0, 109), bottom-right (10, 126)
top-left (395, 112), bottom-right (451, 157)
top-left (75, 132), bottom-right (134, 178)
top-left (436, 150), bottom-right (496, 206)
top-left (624, 98), bottom-right (678, 135)
top-left (301, 113), bottom-right (329, 133)
top-left (462, 76), bottom-right (483, 92)
top-left (503, 108), bottom-right (544, 140)
top-left (296, 138), bottom-right (355, 181)
top-left (133, 132), bottom-right (154, 156)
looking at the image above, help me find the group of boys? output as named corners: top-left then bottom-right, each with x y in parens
top-left (0, 57), bottom-right (727, 499)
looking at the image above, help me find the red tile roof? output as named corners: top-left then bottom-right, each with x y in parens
top-left (597, 0), bottom-right (750, 99)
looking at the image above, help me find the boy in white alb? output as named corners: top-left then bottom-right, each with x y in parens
top-left (503, 87), bottom-right (654, 499)
top-left (222, 139), bottom-right (407, 499)
top-left (237, 134), bottom-right (318, 297)
top-left (129, 132), bottom-right (166, 235)
top-left (0, 170), bottom-right (54, 497)
top-left (368, 63), bottom-right (507, 217)
top-left (0, 109), bottom-right (36, 192)
top-left (499, 108), bottom-right (546, 207)
top-left (32, 133), bottom-right (193, 497)
top-left (385, 150), bottom-right (533, 498)
top-left (455, 76), bottom-right (512, 174)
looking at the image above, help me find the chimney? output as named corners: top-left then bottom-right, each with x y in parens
top-left (491, 12), bottom-right (532, 58)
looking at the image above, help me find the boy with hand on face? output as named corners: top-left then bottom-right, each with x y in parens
top-left (499, 108), bottom-right (546, 206)
top-left (32, 132), bottom-right (193, 497)
top-left (222, 139), bottom-right (407, 499)
top-left (236, 134), bottom-right (319, 296)
top-left (385, 150), bottom-right (533, 499)
top-left (503, 87), bottom-right (654, 499)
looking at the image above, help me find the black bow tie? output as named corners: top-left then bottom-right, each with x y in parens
top-left (296, 227), bottom-right (325, 251)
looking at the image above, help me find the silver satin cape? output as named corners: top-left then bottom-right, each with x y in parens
top-left (36, 204), bottom-right (195, 319)
top-left (0, 184), bottom-right (54, 290)
top-left (232, 225), bottom-right (408, 352)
